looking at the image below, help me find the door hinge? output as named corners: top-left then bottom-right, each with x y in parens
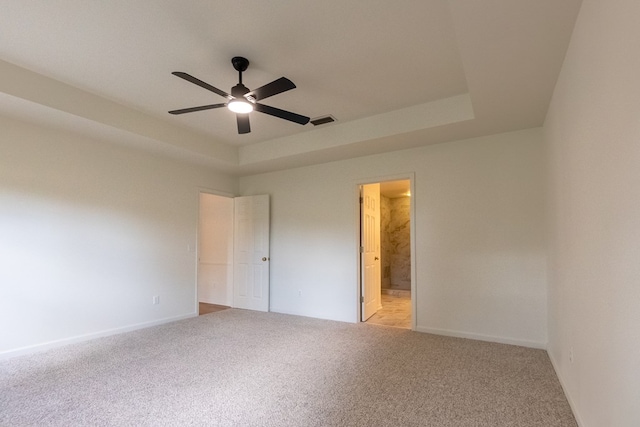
top-left (359, 246), bottom-right (364, 253)
top-left (361, 296), bottom-right (364, 303)
top-left (359, 196), bottom-right (363, 204)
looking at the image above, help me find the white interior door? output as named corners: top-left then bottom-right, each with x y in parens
top-left (233, 195), bottom-right (270, 312)
top-left (361, 183), bottom-right (381, 320)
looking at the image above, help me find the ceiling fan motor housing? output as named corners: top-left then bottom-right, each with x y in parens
top-left (231, 83), bottom-right (250, 98)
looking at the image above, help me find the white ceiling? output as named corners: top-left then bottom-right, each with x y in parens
top-left (380, 180), bottom-right (411, 199)
top-left (0, 0), bottom-right (582, 176)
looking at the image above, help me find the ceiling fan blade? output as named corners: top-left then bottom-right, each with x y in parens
top-left (246, 77), bottom-right (296, 101)
top-left (171, 72), bottom-right (231, 99)
top-left (237, 114), bottom-right (251, 134)
top-left (168, 103), bottom-right (226, 115)
top-left (254, 103), bottom-right (310, 125)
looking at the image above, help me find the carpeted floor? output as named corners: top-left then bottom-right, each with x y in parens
top-left (0, 309), bottom-right (576, 426)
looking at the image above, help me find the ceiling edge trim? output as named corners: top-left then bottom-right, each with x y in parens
top-left (0, 59), bottom-right (238, 166)
top-left (238, 93), bottom-right (474, 166)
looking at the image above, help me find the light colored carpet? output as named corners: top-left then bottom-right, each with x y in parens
top-left (0, 309), bottom-right (576, 426)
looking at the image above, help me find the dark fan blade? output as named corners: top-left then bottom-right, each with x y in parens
top-left (254, 103), bottom-right (310, 125)
top-left (236, 114), bottom-right (251, 134)
top-left (172, 72), bottom-right (231, 99)
top-left (246, 77), bottom-right (296, 101)
top-left (168, 103), bottom-right (226, 115)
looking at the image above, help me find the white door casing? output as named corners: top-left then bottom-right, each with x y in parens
top-left (361, 183), bottom-right (381, 320)
top-left (233, 195), bottom-right (270, 312)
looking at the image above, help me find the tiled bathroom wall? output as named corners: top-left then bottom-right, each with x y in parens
top-left (380, 195), bottom-right (411, 290)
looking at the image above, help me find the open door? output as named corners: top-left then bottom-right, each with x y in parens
top-left (361, 183), bottom-right (381, 320)
top-left (233, 195), bottom-right (270, 312)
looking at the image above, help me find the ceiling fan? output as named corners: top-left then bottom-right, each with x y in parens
top-left (168, 56), bottom-right (310, 134)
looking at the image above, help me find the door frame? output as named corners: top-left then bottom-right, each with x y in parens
top-left (355, 173), bottom-right (416, 330)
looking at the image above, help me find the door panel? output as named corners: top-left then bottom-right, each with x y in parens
top-left (253, 265), bottom-right (263, 298)
top-left (361, 184), bottom-right (381, 320)
top-left (233, 195), bottom-right (270, 312)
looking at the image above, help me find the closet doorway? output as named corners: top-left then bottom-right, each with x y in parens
top-left (198, 193), bottom-right (234, 313)
top-left (197, 193), bottom-right (271, 315)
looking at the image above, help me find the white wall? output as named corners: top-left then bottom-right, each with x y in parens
top-left (240, 128), bottom-right (547, 348)
top-left (544, 0), bottom-right (640, 425)
top-left (0, 115), bottom-right (236, 356)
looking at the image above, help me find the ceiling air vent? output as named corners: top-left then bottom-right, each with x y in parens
top-left (310, 115), bottom-right (337, 126)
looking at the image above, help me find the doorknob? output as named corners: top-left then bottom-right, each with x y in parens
top-left (262, 257), bottom-right (270, 261)
top-left (374, 256), bottom-right (379, 261)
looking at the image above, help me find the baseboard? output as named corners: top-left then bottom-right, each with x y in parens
top-left (0, 312), bottom-right (197, 360)
top-left (270, 307), bottom-right (355, 324)
top-left (548, 350), bottom-right (585, 427)
top-left (415, 325), bottom-right (547, 349)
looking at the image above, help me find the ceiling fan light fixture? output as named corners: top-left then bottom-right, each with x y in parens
top-left (169, 56), bottom-right (310, 134)
top-left (228, 99), bottom-right (254, 114)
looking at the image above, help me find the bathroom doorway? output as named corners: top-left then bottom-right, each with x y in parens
top-left (360, 179), bottom-right (412, 329)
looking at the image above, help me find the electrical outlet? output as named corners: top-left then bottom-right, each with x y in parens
top-left (569, 347), bottom-right (574, 363)
top-left (298, 289), bottom-right (302, 297)
top-left (152, 295), bottom-right (160, 305)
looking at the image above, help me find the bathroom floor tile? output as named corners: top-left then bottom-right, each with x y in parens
top-left (366, 293), bottom-right (411, 329)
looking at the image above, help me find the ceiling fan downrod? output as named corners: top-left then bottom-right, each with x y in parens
top-left (231, 56), bottom-right (250, 85)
